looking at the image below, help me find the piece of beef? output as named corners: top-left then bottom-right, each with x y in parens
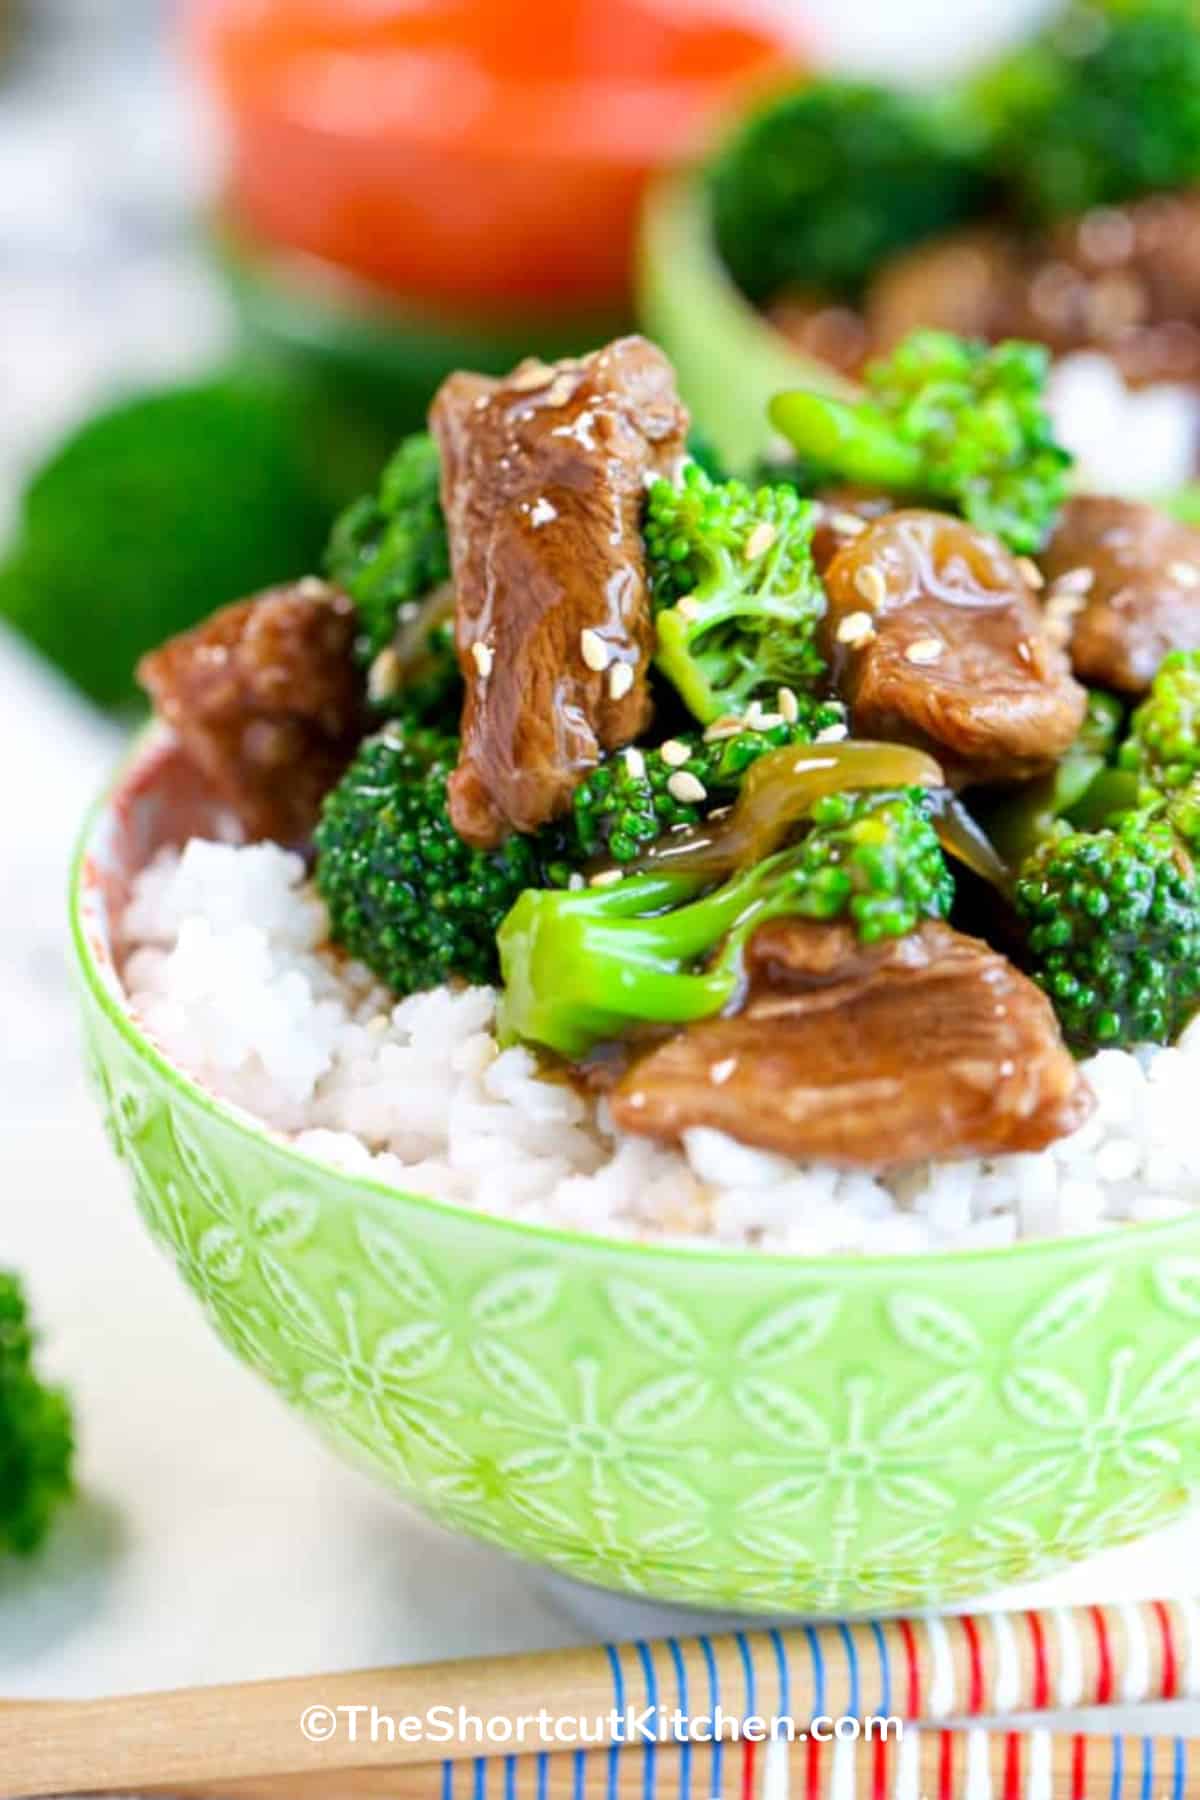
top-left (611, 918), bottom-right (1091, 1167)
top-left (1039, 494), bottom-right (1200, 693)
top-left (431, 337), bottom-right (689, 848)
top-left (1011, 191), bottom-right (1200, 387)
top-left (809, 485), bottom-right (897, 574)
top-left (864, 225), bottom-right (1026, 353)
top-left (137, 579), bottom-right (363, 843)
top-left (763, 289), bottom-right (872, 379)
top-left (823, 509), bottom-right (1087, 784)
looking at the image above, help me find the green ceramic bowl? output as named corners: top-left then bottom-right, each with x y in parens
top-left (635, 171), bottom-right (857, 475)
top-left (72, 741), bottom-right (1200, 1615)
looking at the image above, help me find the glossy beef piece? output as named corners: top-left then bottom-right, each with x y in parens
top-left (1040, 496), bottom-right (1200, 693)
top-left (137, 580), bottom-right (363, 843)
top-left (823, 510), bottom-right (1087, 784)
top-left (763, 289), bottom-right (872, 379)
top-left (431, 337), bottom-right (688, 848)
top-left (864, 225), bottom-right (1025, 353)
top-left (810, 486), bottom-right (897, 574)
top-left (1012, 192), bottom-right (1200, 385)
top-left (611, 919), bottom-right (1090, 1167)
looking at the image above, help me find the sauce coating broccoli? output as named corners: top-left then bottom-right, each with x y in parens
top-left (498, 788), bottom-right (951, 1058)
top-left (571, 710), bottom-right (846, 864)
top-left (770, 331), bottom-right (1072, 554)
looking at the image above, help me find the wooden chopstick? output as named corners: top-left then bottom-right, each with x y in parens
top-left (5, 1595), bottom-right (1197, 1798)
top-left (164, 1729), bottom-right (1200, 1800)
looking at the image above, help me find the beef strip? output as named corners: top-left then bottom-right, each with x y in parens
top-left (809, 485), bottom-right (897, 574)
top-left (137, 579), bottom-right (363, 843)
top-left (1039, 495), bottom-right (1200, 693)
top-left (430, 337), bottom-right (689, 848)
top-left (611, 918), bottom-right (1091, 1167)
top-left (864, 225), bottom-right (1026, 353)
top-left (823, 509), bottom-right (1087, 784)
top-left (1010, 191), bottom-right (1200, 387)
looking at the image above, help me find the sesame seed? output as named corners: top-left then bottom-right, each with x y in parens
top-left (366, 1013), bottom-right (390, 1036)
top-left (750, 711), bottom-right (784, 731)
top-left (744, 521), bottom-right (777, 561)
top-left (815, 722), bottom-right (849, 742)
top-left (1054, 566), bottom-right (1095, 596)
top-left (608, 661), bottom-right (635, 701)
top-left (623, 747), bottom-right (646, 780)
top-left (568, 872), bottom-right (586, 890)
top-left (905, 637), bottom-right (944, 665)
top-left (709, 1057), bottom-right (737, 1086)
top-left (1170, 560), bottom-right (1200, 588)
top-left (674, 595), bottom-right (701, 621)
top-left (837, 610), bottom-right (876, 648)
top-left (579, 628), bottom-right (609, 671)
top-left (625, 1090), bottom-right (647, 1110)
top-left (853, 564), bottom-right (887, 610)
top-left (1016, 639), bottom-right (1033, 664)
top-left (589, 867), bottom-right (624, 887)
top-left (703, 717), bottom-right (743, 742)
top-left (296, 575), bottom-right (328, 599)
top-left (471, 641), bottom-right (493, 679)
top-left (544, 373), bottom-right (576, 408)
top-left (1017, 556), bottom-right (1045, 589)
top-left (660, 738), bottom-right (691, 767)
top-left (830, 510), bottom-right (867, 537)
top-left (367, 646), bottom-right (402, 702)
top-left (509, 359), bottom-right (552, 391)
top-left (667, 771), bottom-right (707, 805)
top-left (777, 686), bottom-right (799, 723)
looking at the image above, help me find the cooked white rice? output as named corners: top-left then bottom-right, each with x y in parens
top-left (1047, 350), bottom-right (1200, 499)
top-left (118, 838), bottom-right (1200, 1255)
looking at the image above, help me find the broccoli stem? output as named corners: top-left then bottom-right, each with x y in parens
top-left (768, 392), bottom-right (926, 489)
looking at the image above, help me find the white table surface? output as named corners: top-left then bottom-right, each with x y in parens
top-left (5, 2), bottom-right (1200, 1790)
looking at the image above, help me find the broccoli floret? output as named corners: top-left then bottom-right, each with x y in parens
top-left (1119, 650), bottom-right (1200, 792)
top-left (572, 708), bottom-right (846, 864)
top-left (643, 464), bottom-right (828, 724)
top-left (769, 330), bottom-right (1072, 555)
top-left (0, 374), bottom-right (336, 709)
top-left (984, 689), bottom-right (1126, 863)
top-left (0, 1273), bottom-right (73, 1556)
top-left (325, 433), bottom-right (450, 666)
top-left (1015, 810), bottom-right (1200, 1052)
top-left (314, 728), bottom-right (544, 995)
top-left (709, 81), bottom-right (987, 302)
top-left (499, 788), bottom-right (951, 1057)
top-left (981, 4), bottom-right (1200, 223)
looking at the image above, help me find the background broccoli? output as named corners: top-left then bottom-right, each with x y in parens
top-left (770, 331), bottom-right (1072, 554)
top-left (0, 373), bottom-right (339, 709)
top-left (0, 1272), bottom-right (73, 1557)
top-left (315, 728), bottom-right (546, 996)
top-left (644, 463), bottom-right (828, 724)
top-left (708, 81), bottom-right (988, 303)
top-left (572, 709), bottom-right (846, 864)
top-left (977, 2), bottom-right (1200, 223)
top-left (1015, 810), bottom-right (1200, 1052)
top-left (325, 431), bottom-right (451, 667)
top-left (499, 787), bottom-right (951, 1057)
